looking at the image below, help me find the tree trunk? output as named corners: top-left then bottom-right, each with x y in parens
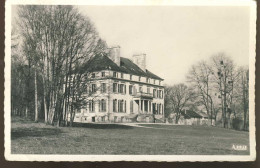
top-left (25, 106), bottom-right (28, 118)
top-left (42, 74), bottom-right (48, 123)
top-left (34, 69), bottom-right (38, 122)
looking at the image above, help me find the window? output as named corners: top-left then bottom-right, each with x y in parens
top-left (101, 116), bottom-right (105, 122)
top-left (100, 99), bottom-right (106, 112)
top-left (76, 109), bottom-right (81, 113)
top-left (146, 78), bottom-right (149, 83)
top-left (162, 91), bottom-right (164, 99)
top-left (153, 89), bottom-right (156, 98)
top-left (159, 81), bottom-right (161, 85)
top-left (157, 90), bottom-right (159, 98)
top-left (101, 72), bottom-right (105, 77)
top-left (139, 76), bottom-right (141, 81)
top-left (154, 79), bottom-right (156, 84)
top-left (91, 73), bottom-right (95, 78)
top-left (129, 85), bottom-right (133, 95)
top-left (118, 100), bottom-right (124, 112)
top-left (113, 72), bottom-right (117, 78)
top-left (133, 86), bottom-right (137, 95)
top-left (139, 86), bottom-right (143, 93)
top-left (101, 83), bottom-right (106, 93)
top-left (119, 84), bottom-right (125, 93)
top-left (162, 105), bottom-right (164, 114)
top-left (130, 101), bottom-right (133, 113)
top-left (130, 75), bottom-right (132, 80)
top-left (90, 84), bottom-right (96, 93)
top-left (113, 99), bottom-right (117, 112)
top-left (89, 100), bottom-right (94, 112)
top-left (121, 73), bottom-right (124, 78)
top-left (147, 87), bottom-right (150, 94)
top-left (113, 83), bottom-right (117, 93)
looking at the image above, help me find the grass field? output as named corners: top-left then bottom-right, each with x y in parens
top-left (11, 117), bottom-right (250, 155)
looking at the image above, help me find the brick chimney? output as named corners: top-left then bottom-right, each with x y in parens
top-left (107, 46), bottom-right (121, 66)
top-left (132, 53), bottom-right (146, 71)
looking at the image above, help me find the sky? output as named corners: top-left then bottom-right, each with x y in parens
top-left (12, 5), bottom-right (251, 85)
top-left (77, 6), bottom-right (250, 85)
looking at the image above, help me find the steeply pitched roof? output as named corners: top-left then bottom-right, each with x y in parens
top-left (120, 57), bottom-right (163, 80)
top-left (80, 54), bottom-right (163, 80)
top-left (181, 110), bottom-right (202, 119)
top-left (78, 54), bottom-right (122, 73)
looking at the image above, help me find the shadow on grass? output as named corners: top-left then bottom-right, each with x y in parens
top-left (11, 127), bottom-right (63, 140)
top-left (72, 122), bottom-right (133, 129)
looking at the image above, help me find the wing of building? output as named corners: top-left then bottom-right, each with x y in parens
top-left (72, 46), bottom-right (165, 123)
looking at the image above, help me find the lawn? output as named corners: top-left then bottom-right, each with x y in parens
top-left (11, 117), bottom-right (250, 155)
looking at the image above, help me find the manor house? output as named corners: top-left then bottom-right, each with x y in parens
top-left (74, 46), bottom-right (164, 123)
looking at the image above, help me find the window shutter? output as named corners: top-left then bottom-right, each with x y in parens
top-left (89, 85), bottom-right (92, 93)
top-left (98, 100), bottom-right (101, 112)
top-left (118, 100), bottom-right (120, 112)
top-left (125, 100), bottom-right (126, 113)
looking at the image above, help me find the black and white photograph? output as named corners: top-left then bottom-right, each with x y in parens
top-left (5, 0), bottom-right (256, 161)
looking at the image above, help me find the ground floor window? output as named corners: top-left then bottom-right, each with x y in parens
top-left (162, 104), bottom-right (164, 114)
top-left (101, 116), bottom-right (105, 122)
top-left (118, 100), bottom-right (124, 112)
top-left (89, 100), bottom-right (94, 112)
top-left (157, 104), bottom-right (162, 114)
top-left (113, 99), bottom-right (117, 112)
top-left (130, 101), bottom-right (133, 113)
top-left (100, 99), bottom-right (106, 112)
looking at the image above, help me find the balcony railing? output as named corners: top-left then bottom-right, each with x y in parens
top-left (133, 92), bottom-right (153, 99)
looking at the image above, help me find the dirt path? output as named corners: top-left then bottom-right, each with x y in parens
top-left (119, 123), bottom-right (174, 130)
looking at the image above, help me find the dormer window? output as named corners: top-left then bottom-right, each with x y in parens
top-left (154, 79), bottom-right (156, 84)
top-left (113, 72), bottom-right (117, 78)
top-left (102, 72), bottom-right (105, 77)
top-left (159, 81), bottom-right (161, 85)
top-left (121, 73), bottom-right (124, 79)
top-left (139, 86), bottom-right (143, 93)
top-left (139, 76), bottom-right (141, 81)
top-left (130, 75), bottom-right (132, 80)
top-left (91, 73), bottom-right (95, 78)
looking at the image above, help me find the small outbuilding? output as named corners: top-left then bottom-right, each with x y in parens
top-left (168, 109), bottom-right (214, 126)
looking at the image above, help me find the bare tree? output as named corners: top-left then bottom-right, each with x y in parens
top-left (165, 84), bottom-right (195, 124)
top-left (187, 61), bottom-right (218, 125)
top-left (16, 5), bottom-right (106, 126)
top-left (209, 53), bottom-right (237, 128)
top-left (233, 67), bottom-right (249, 130)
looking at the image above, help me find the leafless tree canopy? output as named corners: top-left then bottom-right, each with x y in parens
top-left (165, 53), bottom-right (249, 129)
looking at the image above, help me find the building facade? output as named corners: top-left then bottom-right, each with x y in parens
top-left (73, 46), bottom-right (165, 123)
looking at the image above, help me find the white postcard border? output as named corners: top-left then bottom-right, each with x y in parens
top-left (4, 0), bottom-right (257, 162)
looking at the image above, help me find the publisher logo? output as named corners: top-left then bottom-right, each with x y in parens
top-left (232, 144), bottom-right (248, 151)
